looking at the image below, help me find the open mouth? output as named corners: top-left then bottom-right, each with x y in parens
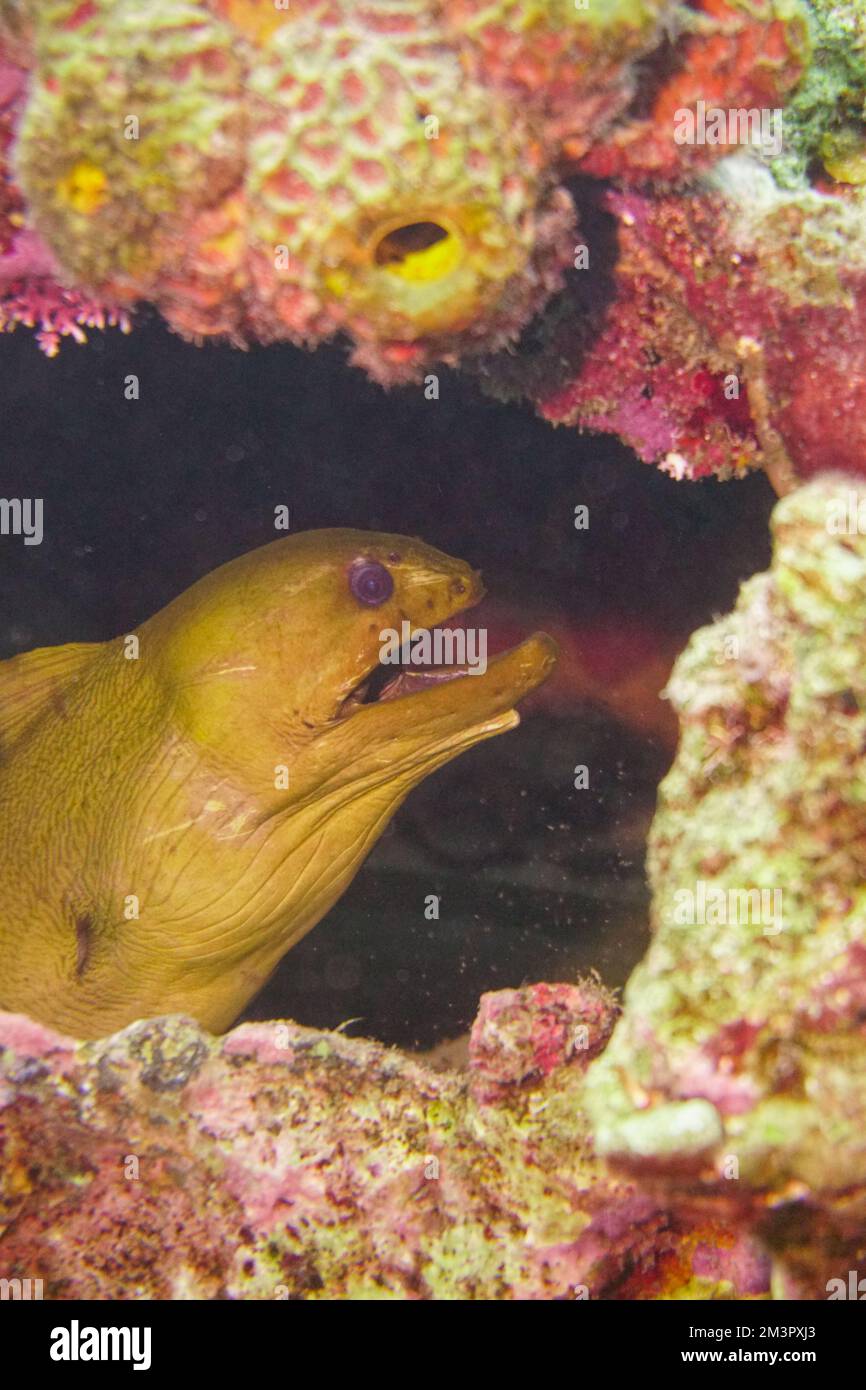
top-left (337, 621), bottom-right (479, 720)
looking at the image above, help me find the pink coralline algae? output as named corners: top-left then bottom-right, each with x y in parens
top-left (0, 986), bottom-right (770, 1301)
top-left (510, 177), bottom-right (866, 485)
top-left (474, 0), bottom-right (866, 482)
top-left (467, 978), bottom-right (617, 1105)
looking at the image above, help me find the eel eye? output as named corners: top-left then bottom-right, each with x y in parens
top-left (349, 559), bottom-right (394, 607)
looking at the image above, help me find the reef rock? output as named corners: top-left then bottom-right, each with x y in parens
top-left (0, 981), bottom-right (767, 1301)
top-left (511, 174), bottom-right (866, 485)
top-left (1, 0), bottom-right (816, 395)
top-left (585, 475), bottom-right (866, 1296)
top-left (7, 478), bottom-right (866, 1299)
top-left (480, 0), bottom-right (866, 482)
top-left (0, 0), bottom-right (676, 381)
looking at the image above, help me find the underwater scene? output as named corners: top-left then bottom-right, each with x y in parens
top-left (1, 0), bottom-right (866, 1340)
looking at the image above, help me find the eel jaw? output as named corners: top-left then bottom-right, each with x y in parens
top-left (330, 630), bottom-right (559, 762)
top-left (337, 641), bottom-right (484, 719)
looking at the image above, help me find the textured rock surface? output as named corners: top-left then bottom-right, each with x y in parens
top-left (0, 0), bottom-right (677, 380)
top-left (585, 476), bottom-right (866, 1293)
top-left (481, 0), bottom-right (866, 483)
top-left (483, 173), bottom-right (866, 484)
top-left (5, 0), bottom-right (863, 482)
top-left (0, 983), bottom-right (768, 1301)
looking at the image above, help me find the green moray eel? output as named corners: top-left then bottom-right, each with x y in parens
top-left (0, 530), bottom-right (556, 1039)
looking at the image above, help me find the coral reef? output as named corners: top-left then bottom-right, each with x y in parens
top-left (1, 0), bottom-right (864, 468)
top-left (495, 173), bottom-right (866, 483)
top-left (579, 0), bottom-right (811, 183)
top-left (477, 0), bottom-right (866, 481)
top-left (1, 0), bottom-right (677, 383)
top-left (0, 0), bottom-right (816, 395)
top-left (585, 475), bottom-right (866, 1295)
top-left (0, 985), bottom-right (768, 1300)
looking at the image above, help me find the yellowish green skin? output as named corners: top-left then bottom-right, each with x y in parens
top-left (0, 529), bottom-right (555, 1039)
